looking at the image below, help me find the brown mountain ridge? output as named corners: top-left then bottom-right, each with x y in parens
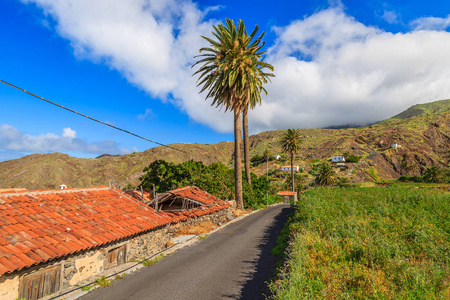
top-left (1, 100), bottom-right (449, 190)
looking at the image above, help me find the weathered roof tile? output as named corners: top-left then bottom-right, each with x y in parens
top-left (0, 186), bottom-right (172, 276)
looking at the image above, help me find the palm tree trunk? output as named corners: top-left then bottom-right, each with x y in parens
top-left (242, 106), bottom-right (251, 185)
top-left (234, 109), bottom-right (244, 209)
top-left (291, 152), bottom-right (295, 192)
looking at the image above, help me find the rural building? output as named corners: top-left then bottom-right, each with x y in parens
top-left (0, 186), bottom-right (171, 300)
top-left (331, 156), bottom-right (345, 163)
top-left (280, 166), bottom-right (300, 172)
top-left (277, 191), bottom-right (298, 203)
top-left (275, 154), bottom-right (281, 160)
top-left (391, 143), bottom-right (401, 149)
top-left (151, 186), bottom-right (232, 223)
top-left (0, 186), bottom-right (231, 300)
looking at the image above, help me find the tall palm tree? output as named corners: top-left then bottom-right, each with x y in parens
top-left (280, 129), bottom-right (302, 192)
top-left (193, 19), bottom-right (274, 209)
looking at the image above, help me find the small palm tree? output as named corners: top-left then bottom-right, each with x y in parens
top-left (193, 19), bottom-right (274, 208)
top-left (423, 166), bottom-right (444, 183)
top-left (280, 129), bottom-right (302, 191)
top-left (314, 162), bottom-right (336, 186)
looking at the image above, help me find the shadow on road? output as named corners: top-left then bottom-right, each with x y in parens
top-left (222, 205), bottom-right (292, 299)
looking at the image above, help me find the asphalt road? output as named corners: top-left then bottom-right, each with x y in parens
top-left (80, 204), bottom-right (291, 300)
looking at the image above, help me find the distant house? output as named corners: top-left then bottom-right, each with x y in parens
top-left (391, 143), bottom-right (401, 149)
top-left (278, 191), bottom-right (298, 203)
top-left (331, 156), bottom-right (345, 163)
top-left (59, 184), bottom-right (67, 189)
top-left (280, 166), bottom-right (300, 172)
top-left (275, 154), bottom-right (281, 160)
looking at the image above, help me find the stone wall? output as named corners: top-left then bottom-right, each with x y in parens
top-left (126, 226), bottom-right (170, 261)
top-left (168, 207), bottom-right (232, 234)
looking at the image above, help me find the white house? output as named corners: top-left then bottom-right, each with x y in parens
top-left (275, 154), bottom-right (281, 160)
top-left (331, 156), bottom-right (345, 163)
top-left (281, 166), bottom-right (300, 172)
top-left (391, 143), bottom-right (401, 149)
top-left (59, 184), bottom-right (67, 189)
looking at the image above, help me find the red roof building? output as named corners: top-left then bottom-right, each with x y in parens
top-left (0, 186), bottom-right (171, 277)
top-left (0, 186), bottom-right (232, 299)
top-left (153, 186), bottom-right (231, 223)
top-left (277, 191), bottom-right (298, 203)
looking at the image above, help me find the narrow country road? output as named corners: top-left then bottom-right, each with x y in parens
top-left (80, 204), bottom-right (291, 300)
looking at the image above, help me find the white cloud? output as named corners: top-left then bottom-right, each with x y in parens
top-left (410, 15), bottom-right (450, 31)
top-left (22, 0), bottom-right (233, 132)
top-left (382, 10), bottom-right (399, 24)
top-left (20, 2), bottom-right (450, 133)
top-left (0, 124), bottom-right (130, 154)
top-left (62, 127), bottom-right (76, 138)
top-left (252, 8), bottom-right (450, 131)
top-left (137, 108), bottom-right (155, 120)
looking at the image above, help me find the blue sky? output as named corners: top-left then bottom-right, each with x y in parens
top-left (1, 0), bottom-right (450, 162)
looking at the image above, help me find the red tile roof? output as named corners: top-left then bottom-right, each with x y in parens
top-left (156, 186), bottom-right (231, 223)
top-left (0, 186), bottom-right (171, 276)
top-left (124, 190), bottom-right (154, 202)
top-left (278, 191), bottom-right (297, 196)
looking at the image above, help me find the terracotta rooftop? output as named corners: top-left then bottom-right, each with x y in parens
top-left (124, 190), bottom-right (154, 203)
top-left (0, 186), bottom-right (171, 276)
top-left (278, 191), bottom-right (297, 196)
top-left (0, 188), bottom-right (28, 194)
top-left (156, 186), bottom-right (231, 223)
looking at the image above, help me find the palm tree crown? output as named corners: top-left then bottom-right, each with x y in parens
top-left (193, 18), bottom-right (274, 112)
top-left (280, 129), bottom-right (302, 155)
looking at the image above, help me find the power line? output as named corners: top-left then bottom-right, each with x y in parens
top-left (0, 80), bottom-right (187, 153)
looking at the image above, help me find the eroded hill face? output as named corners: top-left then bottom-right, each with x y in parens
top-left (1, 108), bottom-right (449, 190)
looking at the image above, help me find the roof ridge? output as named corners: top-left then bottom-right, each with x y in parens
top-left (0, 186), bottom-right (111, 197)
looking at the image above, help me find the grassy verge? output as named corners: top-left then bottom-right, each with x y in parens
top-left (269, 186), bottom-right (450, 299)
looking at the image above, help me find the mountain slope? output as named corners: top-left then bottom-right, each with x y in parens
top-left (381, 99), bottom-right (450, 123)
top-left (1, 101), bottom-right (449, 190)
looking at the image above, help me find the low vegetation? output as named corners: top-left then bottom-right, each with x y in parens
top-left (141, 254), bottom-right (167, 267)
top-left (270, 187), bottom-right (450, 299)
top-left (139, 160), bottom-right (279, 208)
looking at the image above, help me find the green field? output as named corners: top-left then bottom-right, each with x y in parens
top-left (270, 187), bottom-right (450, 299)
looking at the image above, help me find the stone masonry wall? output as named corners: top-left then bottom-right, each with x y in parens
top-left (168, 207), bottom-right (233, 234)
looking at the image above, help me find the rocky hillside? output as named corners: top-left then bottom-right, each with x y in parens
top-left (1, 100), bottom-right (449, 190)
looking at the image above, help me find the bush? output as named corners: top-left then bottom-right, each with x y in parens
top-left (345, 154), bottom-right (361, 163)
top-left (140, 160), bottom-right (276, 209)
top-left (423, 166), bottom-right (446, 183)
top-left (313, 162), bottom-right (336, 186)
top-left (398, 175), bottom-right (423, 182)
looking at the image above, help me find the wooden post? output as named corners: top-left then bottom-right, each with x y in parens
top-left (153, 184), bottom-right (158, 211)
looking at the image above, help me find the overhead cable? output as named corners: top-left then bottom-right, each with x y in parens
top-left (0, 80), bottom-right (186, 153)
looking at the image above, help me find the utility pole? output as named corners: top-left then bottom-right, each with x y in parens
top-left (266, 156), bottom-right (269, 206)
top-left (153, 184), bottom-right (157, 211)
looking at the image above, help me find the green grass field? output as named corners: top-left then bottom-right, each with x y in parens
top-left (270, 187), bottom-right (450, 299)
